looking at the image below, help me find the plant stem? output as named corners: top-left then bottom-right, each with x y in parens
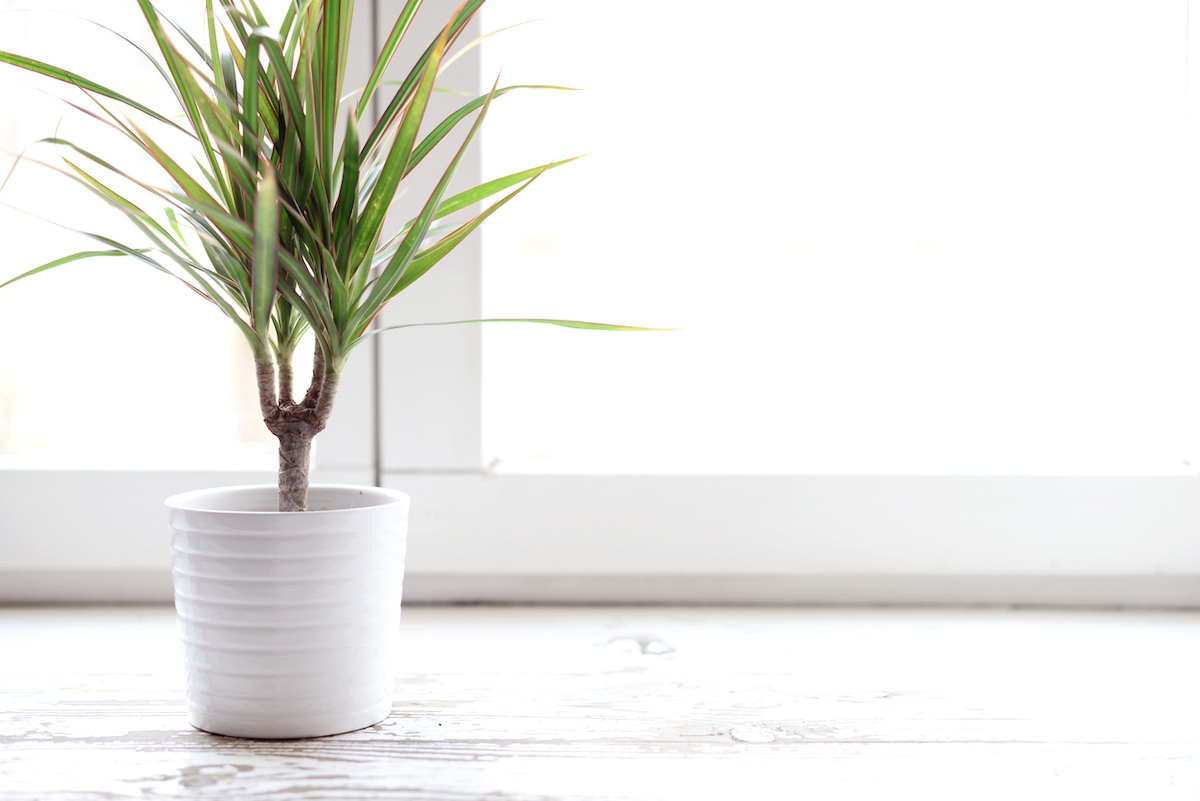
top-left (255, 360), bottom-right (277, 418)
top-left (256, 341), bottom-right (344, 510)
top-left (276, 431), bottom-right (314, 511)
top-left (302, 338), bottom-right (325, 409)
top-left (263, 348), bottom-right (341, 511)
top-left (313, 369), bottom-right (340, 426)
top-left (278, 358), bottom-right (294, 405)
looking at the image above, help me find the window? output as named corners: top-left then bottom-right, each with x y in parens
top-left (2, 0), bottom-right (1198, 605)
top-left (479, 0), bottom-right (1200, 477)
top-left (0, 0), bottom-right (283, 470)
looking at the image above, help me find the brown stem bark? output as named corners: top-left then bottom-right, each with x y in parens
top-left (258, 345), bottom-right (342, 511)
top-left (302, 339), bottom-right (325, 409)
top-left (276, 431), bottom-right (314, 511)
top-left (262, 369), bottom-right (342, 512)
top-left (278, 360), bottom-right (294, 405)
top-left (255, 360), bottom-right (277, 419)
top-left (313, 370), bottom-right (340, 427)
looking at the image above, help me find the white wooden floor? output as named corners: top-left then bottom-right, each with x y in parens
top-left (1, 605), bottom-right (1198, 800)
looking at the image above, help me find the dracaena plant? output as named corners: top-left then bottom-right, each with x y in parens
top-left (0, 0), bottom-right (643, 511)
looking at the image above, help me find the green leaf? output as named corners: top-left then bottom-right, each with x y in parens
top-left (136, 0), bottom-right (231, 204)
top-left (0, 51), bottom-right (186, 133)
top-left (0, 249), bottom-right (143, 290)
top-left (437, 17), bottom-right (544, 76)
top-left (361, 0), bottom-right (485, 158)
top-left (346, 76), bottom-right (501, 340)
top-left (318, 0), bottom-right (349, 180)
top-left (350, 318), bottom-right (668, 350)
top-left (241, 29), bottom-right (268, 168)
top-left (427, 156), bottom-right (580, 225)
top-left (407, 85), bottom-right (577, 176)
top-left (331, 105), bottom-right (360, 273)
top-left (153, 2), bottom-right (214, 68)
top-left (131, 124), bottom-right (243, 244)
top-left (356, 0), bottom-right (423, 119)
top-left (386, 171), bottom-right (540, 302)
top-left (348, 19), bottom-right (448, 274)
top-left (395, 318), bottom-right (666, 332)
top-left (252, 163), bottom-right (279, 350)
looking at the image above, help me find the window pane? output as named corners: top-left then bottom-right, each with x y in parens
top-left (481, 1), bottom-right (1199, 475)
top-left (0, 0), bottom-right (293, 469)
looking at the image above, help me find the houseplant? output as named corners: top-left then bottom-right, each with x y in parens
top-left (0, 0), bottom-right (643, 738)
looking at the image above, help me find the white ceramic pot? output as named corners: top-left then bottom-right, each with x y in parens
top-left (165, 484), bottom-right (409, 740)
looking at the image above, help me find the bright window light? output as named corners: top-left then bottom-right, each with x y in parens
top-left (0, 0), bottom-right (293, 470)
top-left (481, 0), bottom-right (1200, 475)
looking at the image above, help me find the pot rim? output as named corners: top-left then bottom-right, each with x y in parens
top-left (165, 484), bottom-right (409, 516)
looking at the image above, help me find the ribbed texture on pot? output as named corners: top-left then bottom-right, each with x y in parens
top-left (166, 485), bottom-right (409, 740)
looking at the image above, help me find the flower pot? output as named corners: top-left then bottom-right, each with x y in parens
top-left (165, 484), bottom-right (409, 739)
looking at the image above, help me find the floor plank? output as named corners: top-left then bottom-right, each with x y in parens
top-left (1, 605), bottom-right (1198, 799)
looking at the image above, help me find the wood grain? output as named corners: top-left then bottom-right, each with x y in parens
top-left (1, 605), bottom-right (1198, 799)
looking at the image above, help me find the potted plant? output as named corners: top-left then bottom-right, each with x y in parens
top-left (0, 0), bottom-right (643, 739)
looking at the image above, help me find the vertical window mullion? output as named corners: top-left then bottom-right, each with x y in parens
top-left (375, 0), bottom-right (484, 474)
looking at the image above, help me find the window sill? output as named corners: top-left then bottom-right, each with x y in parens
top-left (2, 604), bottom-right (1197, 799)
top-left (2, 571), bottom-right (1198, 606)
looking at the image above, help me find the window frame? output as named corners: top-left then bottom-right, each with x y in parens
top-left (2, 0), bottom-right (1199, 606)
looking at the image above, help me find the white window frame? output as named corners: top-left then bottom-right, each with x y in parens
top-left (2, 0), bottom-right (1199, 606)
